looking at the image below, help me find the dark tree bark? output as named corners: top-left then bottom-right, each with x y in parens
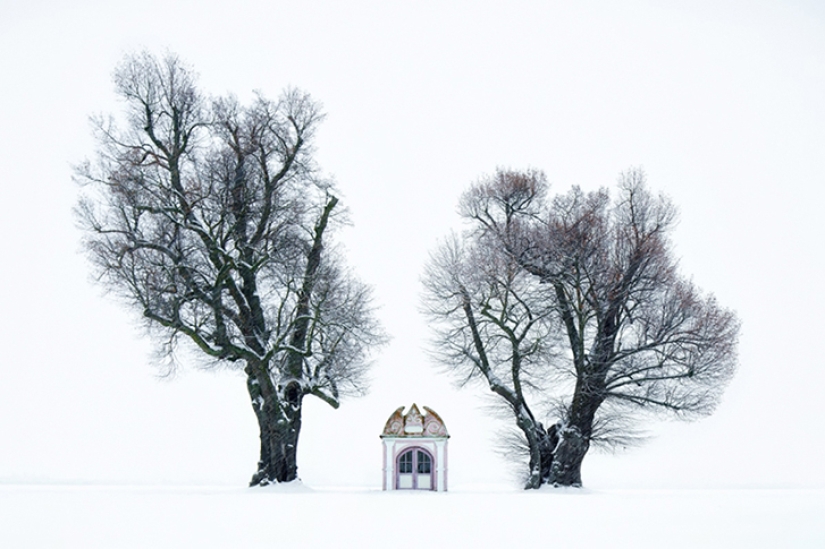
top-left (247, 364), bottom-right (304, 485)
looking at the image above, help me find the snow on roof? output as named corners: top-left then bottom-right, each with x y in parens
top-left (381, 403), bottom-right (449, 438)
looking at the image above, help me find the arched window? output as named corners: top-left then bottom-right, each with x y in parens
top-left (396, 447), bottom-right (434, 490)
top-left (417, 450), bottom-right (431, 474)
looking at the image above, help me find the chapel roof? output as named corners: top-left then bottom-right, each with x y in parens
top-left (381, 403), bottom-right (449, 438)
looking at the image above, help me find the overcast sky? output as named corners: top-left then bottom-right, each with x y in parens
top-left (1, 0), bottom-right (823, 489)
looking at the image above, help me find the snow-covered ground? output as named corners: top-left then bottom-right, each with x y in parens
top-left (2, 483), bottom-right (822, 548)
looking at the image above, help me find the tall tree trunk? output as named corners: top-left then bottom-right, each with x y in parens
top-left (246, 198), bottom-right (336, 487)
top-left (272, 381), bottom-right (304, 482)
top-left (246, 369), bottom-right (304, 486)
top-left (548, 389), bottom-right (599, 486)
top-left (248, 395), bottom-right (304, 485)
top-left (547, 423), bottom-right (589, 486)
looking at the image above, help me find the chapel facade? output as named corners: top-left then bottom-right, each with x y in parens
top-left (380, 404), bottom-right (449, 491)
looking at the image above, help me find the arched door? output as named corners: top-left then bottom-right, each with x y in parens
top-left (396, 448), bottom-right (433, 490)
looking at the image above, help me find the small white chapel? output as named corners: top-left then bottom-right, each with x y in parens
top-left (380, 404), bottom-right (449, 491)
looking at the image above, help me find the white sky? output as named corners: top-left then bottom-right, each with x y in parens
top-left (0, 0), bottom-right (823, 488)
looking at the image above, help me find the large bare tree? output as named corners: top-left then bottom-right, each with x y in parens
top-left (76, 52), bottom-right (384, 486)
top-left (423, 168), bottom-right (739, 487)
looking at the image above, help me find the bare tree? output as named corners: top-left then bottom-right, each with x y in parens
top-left (76, 52), bottom-right (384, 486)
top-left (423, 168), bottom-right (739, 488)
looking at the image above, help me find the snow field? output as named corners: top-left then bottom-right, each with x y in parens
top-left (1, 484), bottom-right (822, 548)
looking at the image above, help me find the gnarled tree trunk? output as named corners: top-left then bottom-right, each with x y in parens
top-left (547, 386), bottom-right (600, 487)
top-left (246, 366), bottom-right (305, 486)
top-left (548, 423), bottom-right (589, 486)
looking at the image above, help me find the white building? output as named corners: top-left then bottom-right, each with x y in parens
top-left (380, 404), bottom-right (449, 491)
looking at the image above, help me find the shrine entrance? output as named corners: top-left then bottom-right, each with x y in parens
top-left (381, 404), bottom-right (449, 491)
top-left (396, 447), bottom-right (433, 490)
